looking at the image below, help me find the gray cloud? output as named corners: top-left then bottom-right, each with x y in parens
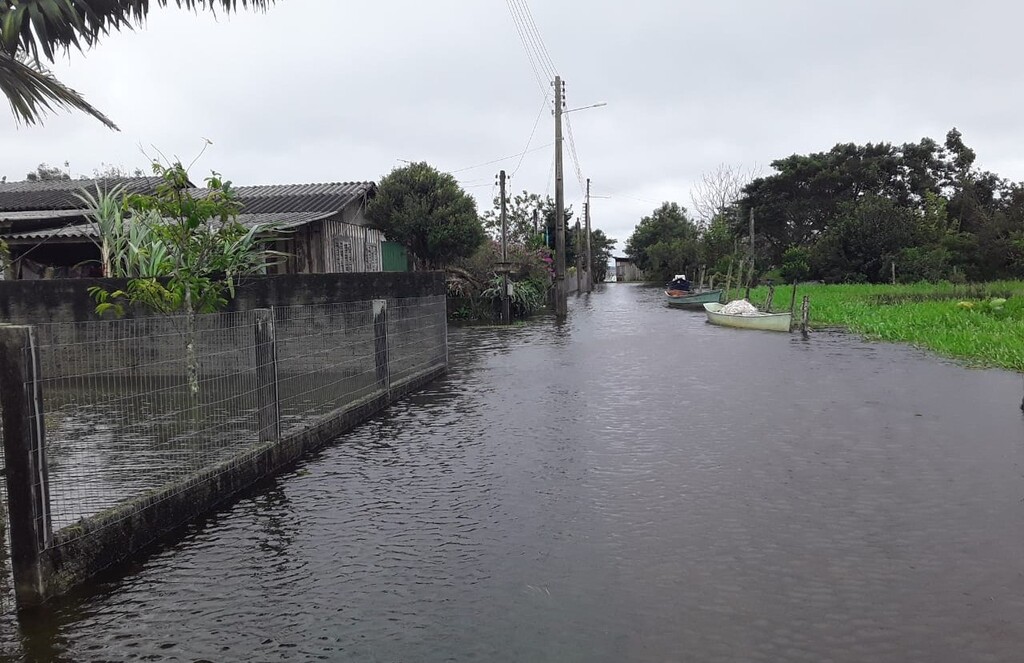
top-left (5, 0), bottom-right (1024, 254)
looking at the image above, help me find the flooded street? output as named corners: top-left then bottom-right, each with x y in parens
top-left (3, 283), bottom-right (1024, 662)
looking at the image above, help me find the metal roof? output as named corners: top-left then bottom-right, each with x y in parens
top-left (0, 178), bottom-right (166, 212)
top-left (0, 209), bottom-right (89, 222)
top-left (1, 212), bottom-right (335, 242)
top-left (193, 181), bottom-right (376, 214)
top-left (0, 179), bottom-right (374, 216)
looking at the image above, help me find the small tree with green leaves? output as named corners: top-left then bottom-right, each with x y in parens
top-left (87, 160), bottom-right (281, 394)
top-left (366, 162), bottom-right (485, 269)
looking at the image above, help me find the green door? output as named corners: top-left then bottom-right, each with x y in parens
top-left (382, 241), bottom-right (409, 272)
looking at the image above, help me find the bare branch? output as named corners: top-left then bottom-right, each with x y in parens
top-left (690, 163), bottom-right (762, 226)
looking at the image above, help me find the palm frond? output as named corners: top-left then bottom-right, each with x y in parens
top-left (0, 50), bottom-right (118, 129)
top-left (2, 1), bottom-right (275, 63)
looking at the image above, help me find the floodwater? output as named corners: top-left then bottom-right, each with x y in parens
top-left (2, 283), bottom-right (1024, 662)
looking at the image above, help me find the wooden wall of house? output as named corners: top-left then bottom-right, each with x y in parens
top-left (320, 219), bottom-right (384, 273)
top-left (274, 200), bottom-right (384, 275)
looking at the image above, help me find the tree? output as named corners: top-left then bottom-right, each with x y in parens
top-left (483, 190), bottom-right (546, 247)
top-left (808, 195), bottom-right (926, 283)
top-left (690, 163), bottom-right (759, 227)
top-left (25, 161), bottom-right (70, 181)
top-left (588, 229), bottom-right (616, 283)
top-left (92, 162), bottom-right (146, 179)
top-left (624, 202), bottom-right (699, 281)
top-left (88, 159), bottom-right (282, 393)
top-left (366, 162), bottom-right (485, 269)
top-left (2, 0), bottom-right (273, 129)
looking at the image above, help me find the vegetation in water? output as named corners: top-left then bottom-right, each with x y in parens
top-left (743, 281), bottom-right (1024, 372)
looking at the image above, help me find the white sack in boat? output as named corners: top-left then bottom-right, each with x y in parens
top-left (720, 299), bottom-right (760, 315)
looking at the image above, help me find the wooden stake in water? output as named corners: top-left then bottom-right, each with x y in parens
top-left (800, 295), bottom-right (810, 337)
top-left (764, 284), bottom-right (775, 312)
top-left (789, 281), bottom-right (798, 314)
top-left (724, 260), bottom-right (734, 301)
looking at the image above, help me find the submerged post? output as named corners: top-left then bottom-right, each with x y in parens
top-left (373, 299), bottom-right (390, 394)
top-left (789, 281), bottom-right (799, 314)
top-left (800, 295), bottom-right (811, 337)
top-left (253, 309), bottom-right (280, 443)
top-left (0, 325), bottom-right (52, 607)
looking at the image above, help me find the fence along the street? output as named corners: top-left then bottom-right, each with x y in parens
top-left (0, 294), bottom-right (447, 607)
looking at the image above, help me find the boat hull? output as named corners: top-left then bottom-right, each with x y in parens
top-left (703, 302), bottom-right (792, 332)
top-left (665, 289), bottom-right (723, 308)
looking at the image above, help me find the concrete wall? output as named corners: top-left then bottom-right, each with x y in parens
top-left (0, 272), bottom-right (445, 324)
top-left (0, 273), bottom-right (448, 608)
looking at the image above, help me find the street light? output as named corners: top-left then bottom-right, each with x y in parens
top-left (565, 102), bottom-right (607, 114)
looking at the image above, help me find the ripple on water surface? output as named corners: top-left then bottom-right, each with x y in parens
top-left (3, 284), bottom-right (1024, 662)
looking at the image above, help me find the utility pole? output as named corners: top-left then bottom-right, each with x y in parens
top-left (499, 169), bottom-right (510, 324)
top-left (575, 219), bottom-right (582, 293)
top-left (749, 208), bottom-right (755, 276)
top-left (584, 178), bottom-right (593, 293)
top-left (553, 75), bottom-right (567, 317)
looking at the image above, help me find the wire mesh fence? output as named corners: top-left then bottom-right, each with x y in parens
top-left (2, 294), bottom-right (446, 543)
top-left (388, 294), bottom-right (448, 385)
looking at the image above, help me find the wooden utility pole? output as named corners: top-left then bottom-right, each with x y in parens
top-left (500, 169), bottom-right (510, 324)
top-left (584, 178), bottom-right (593, 293)
top-left (575, 219), bottom-right (582, 293)
top-left (554, 75), bottom-right (567, 317)
top-left (749, 208), bottom-right (755, 275)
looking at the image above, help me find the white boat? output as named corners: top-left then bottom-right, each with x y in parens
top-left (703, 302), bottom-right (792, 332)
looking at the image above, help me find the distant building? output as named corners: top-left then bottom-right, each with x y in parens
top-left (0, 178), bottom-right (402, 279)
top-left (614, 256), bottom-right (645, 282)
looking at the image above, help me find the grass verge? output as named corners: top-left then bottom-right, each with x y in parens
top-left (738, 281), bottom-right (1024, 372)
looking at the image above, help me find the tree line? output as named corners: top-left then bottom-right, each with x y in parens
top-left (626, 129), bottom-right (1024, 284)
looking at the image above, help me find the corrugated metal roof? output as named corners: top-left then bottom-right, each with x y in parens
top-left (0, 179), bottom-right (375, 216)
top-left (0, 209), bottom-right (89, 222)
top-left (2, 223), bottom-right (96, 241)
top-left (0, 178), bottom-right (165, 212)
top-left (1, 212), bottom-right (335, 242)
top-left (191, 181), bottom-right (375, 214)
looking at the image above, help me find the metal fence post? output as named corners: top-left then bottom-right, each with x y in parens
top-left (254, 309), bottom-right (280, 443)
top-left (373, 300), bottom-right (390, 395)
top-left (0, 325), bottom-right (52, 607)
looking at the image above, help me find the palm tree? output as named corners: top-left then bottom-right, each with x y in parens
top-left (1, 0), bottom-right (274, 130)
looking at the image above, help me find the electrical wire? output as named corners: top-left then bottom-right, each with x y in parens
top-left (564, 116), bottom-right (587, 195)
top-left (504, 0), bottom-right (551, 96)
top-left (511, 0), bottom-right (558, 77)
top-left (450, 143), bottom-right (553, 174)
top-left (508, 0), bottom-right (556, 81)
top-left (510, 96), bottom-right (551, 178)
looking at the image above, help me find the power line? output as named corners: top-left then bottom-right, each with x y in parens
top-left (564, 115), bottom-right (586, 194)
top-left (503, 0), bottom-right (549, 96)
top-left (450, 143), bottom-right (553, 174)
top-left (510, 96), bottom-right (550, 178)
top-left (508, 0), bottom-right (556, 80)
top-left (511, 0), bottom-right (558, 77)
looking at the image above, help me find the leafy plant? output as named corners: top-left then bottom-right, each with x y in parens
top-left (87, 158), bottom-right (285, 394)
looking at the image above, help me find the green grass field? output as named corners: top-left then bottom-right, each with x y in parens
top-left (738, 281), bottom-right (1024, 372)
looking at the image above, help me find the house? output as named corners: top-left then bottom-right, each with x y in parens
top-left (614, 256), bottom-right (645, 282)
top-left (0, 177), bottom-right (403, 279)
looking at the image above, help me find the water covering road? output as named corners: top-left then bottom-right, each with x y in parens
top-left (3, 283), bottom-right (1024, 662)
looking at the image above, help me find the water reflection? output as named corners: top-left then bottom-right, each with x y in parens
top-left (3, 284), bottom-right (1024, 662)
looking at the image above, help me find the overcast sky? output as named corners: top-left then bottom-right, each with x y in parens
top-left (4, 0), bottom-right (1024, 254)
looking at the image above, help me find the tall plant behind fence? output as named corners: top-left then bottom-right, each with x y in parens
top-left (0, 293), bottom-right (447, 607)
